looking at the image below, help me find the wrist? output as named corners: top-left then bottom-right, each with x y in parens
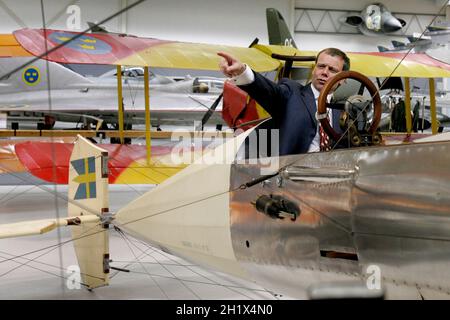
top-left (238, 63), bottom-right (247, 76)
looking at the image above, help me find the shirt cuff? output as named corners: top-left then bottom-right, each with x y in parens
top-left (229, 64), bottom-right (255, 86)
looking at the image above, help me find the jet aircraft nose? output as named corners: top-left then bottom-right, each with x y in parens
top-left (382, 16), bottom-right (403, 33)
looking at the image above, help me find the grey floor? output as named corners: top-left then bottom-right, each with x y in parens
top-left (0, 184), bottom-right (285, 300)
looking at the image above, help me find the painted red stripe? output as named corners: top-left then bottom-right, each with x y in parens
top-left (15, 142), bottom-right (174, 184)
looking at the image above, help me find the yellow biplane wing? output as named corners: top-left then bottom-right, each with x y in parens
top-left (254, 45), bottom-right (450, 78)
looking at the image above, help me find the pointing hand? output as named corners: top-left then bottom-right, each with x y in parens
top-left (217, 52), bottom-right (246, 78)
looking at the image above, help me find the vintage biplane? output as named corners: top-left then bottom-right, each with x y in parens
top-left (1, 6), bottom-right (450, 299)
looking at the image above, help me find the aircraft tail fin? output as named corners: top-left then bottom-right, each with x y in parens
top-left (377, 45), bottom-right (390, 52)
top-left (266, 8), bottom-right (297, 48)
top-left (0, 135), bottom-right (109, 289)
top-left (407, 36), bottom-right (417, 43)
top-left (68, 135), bottom-right (110, 289)
top-left (0, 57), bottom-right (92, 92)
top-left (391, 40), bottom-right (406, 48)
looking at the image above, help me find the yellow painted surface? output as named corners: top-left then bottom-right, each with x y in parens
top-left (113, 161), bottom-right (186, 184)
top-left (116, 42), bottom-right (281, 72)
top-left (292, 50), bottom-right (450, 78)
top-left (0, 34), bottom-right (31, 57)
top-left (113, 148), bottom-right (204, 184)
top-left (256, 103), bottom-right (270, 119)
top-left (429, 78), bottom-right (438, 134)
top-left (404, 77), bottom-right (412, 133)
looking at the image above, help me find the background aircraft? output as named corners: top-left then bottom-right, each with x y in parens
top-left (0, 57), bottom-right (225, 130)
top-left (339, 3), bottom-right (406, 36)
top-left (377, 37), bottom-right (435, 53)
top-left (425, 22), bottom-right (450, 44)
top-left (377, 30), bottom-right (449, 53)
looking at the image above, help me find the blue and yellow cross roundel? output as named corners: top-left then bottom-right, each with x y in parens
top-left (71, 156), bottom-right (97, 200)
top-left (49, 32), bottom-right (112, 55)
top-left (22, 67), bottom-right (40, 86)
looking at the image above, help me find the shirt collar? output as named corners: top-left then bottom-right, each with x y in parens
top-left (311, 83), bottom-right (332, 103)
top-left (311, 84), bottom-right (320, 100)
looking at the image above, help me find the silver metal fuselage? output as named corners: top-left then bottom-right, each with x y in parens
top-left (230, 141), bottom-right (450, 299)
top-left (116, 137), bottom-right (450, 299)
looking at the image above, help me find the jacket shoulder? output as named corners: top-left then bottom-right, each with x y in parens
top-left (279, 78), bottom-right (306, 90)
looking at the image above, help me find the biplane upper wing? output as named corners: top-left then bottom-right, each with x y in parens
top-left (348, 51), bottom-right (450, 78)
top-left (12, 29), bottom-right (450, 78)
top-left (12, 28), bottom-right (281, 72)
top-left (255, 45), bottom-right (450, 78)
top-left (8, 27), bottom-right (450, 78)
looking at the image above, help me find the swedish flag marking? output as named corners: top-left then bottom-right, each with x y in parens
top-left (72, 156), bottom-right (97, 200)
top-left (22, 67), bottom-right (40, 86)
top-left (49, 32), bottom-right (112, 55)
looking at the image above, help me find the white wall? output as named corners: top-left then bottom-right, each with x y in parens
top-left (128, 0), bottom-right (292, 46)
top-left (0, 0), bottom-right (122, 32)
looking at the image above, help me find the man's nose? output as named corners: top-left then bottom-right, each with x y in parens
top-left (321, 67), bottom-right (330, 77)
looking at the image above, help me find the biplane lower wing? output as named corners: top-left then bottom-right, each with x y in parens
top-left (13, 141), bottom-right (187, 185)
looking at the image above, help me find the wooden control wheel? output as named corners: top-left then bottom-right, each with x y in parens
top-left (317, 70), bottom-right (382, 144)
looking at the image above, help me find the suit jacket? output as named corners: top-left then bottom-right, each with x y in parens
top-left (239, 72), bottom-right (343, 156)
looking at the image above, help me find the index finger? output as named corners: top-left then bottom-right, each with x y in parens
top-left (217, 52), bottom-right (234, 65)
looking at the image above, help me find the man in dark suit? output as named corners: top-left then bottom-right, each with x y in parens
top-left (218, 48), bottom-right (350, 156)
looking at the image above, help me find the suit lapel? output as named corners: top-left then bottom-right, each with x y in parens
top-left (300, 84), bottom-right (317, 125)
top-left (300, 84), bottom-right (342, 134)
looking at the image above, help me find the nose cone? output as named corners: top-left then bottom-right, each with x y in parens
top-left (382, 16), bottom-right (403, 33)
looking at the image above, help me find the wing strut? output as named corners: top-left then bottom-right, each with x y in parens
top-left (144, 66), bottom-right (152, 165)
top-left (117, 65), bottom-right (125, 144)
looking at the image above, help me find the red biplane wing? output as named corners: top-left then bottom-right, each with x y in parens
top-left (14, 141), bottom-right (186, 185)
